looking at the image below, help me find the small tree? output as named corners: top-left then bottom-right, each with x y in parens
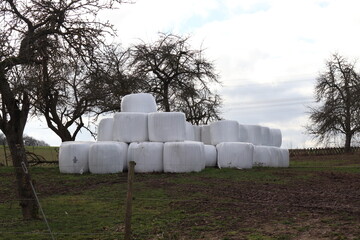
top-left (130, 33), bottom-right (222, 124)
top-left (307, 54), bottom-right (360, 152)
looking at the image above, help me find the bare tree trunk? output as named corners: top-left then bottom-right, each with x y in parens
top-left (344, 132), bottom-right (352, 153)
top-left (3, 143), bottom-right (8, 166)
top-left (7, 133), bottom-right (39, 220)
top-left (0, 70), bottom-right (39, 220)
top-left (163, 83), bottom-right (170, 112)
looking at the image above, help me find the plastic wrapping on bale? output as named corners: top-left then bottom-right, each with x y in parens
top-left (253, 146), bottom-right (272, 167)
top-left (268, 147), bottom-right (282, 167)
top-left (279, 148), bottom-right (289, 167)
top-left (97, 118), bottom-right (114, 141)
top-left (89, 142), bottom-right (127, 174)
top-left (113, 112), bottom-right (148, 143)
top-left (270, 128), bottom-right (282, 147)
top-left (201, 125), bottom-right (212, 145)
top-left (239, 124), bottom-right (250, 143)
top-left (121, 93), bottom-right (157, 113)
top-left (217, 142), bottom-right (253, 169)
top-left (185, 122), bottom-right (195, 141)
top-left (148, 112), bottom-right (186, 142)
top-left (193, 125), bottom-right (202, 142)
top-left (59, 141), bottom-right (93, 174)
top-left (246, 125), bottom-right (262, 145)
top-left (204, 144), bottom-right (217, 167)
top-left (128, 142), bottom-right (164, 173)
top-left (260, 126), bottom-right (272, 146)
top-left (210, 120), bottom-right (240, 145)
top-left (163, 142), bottom-right (205, 173)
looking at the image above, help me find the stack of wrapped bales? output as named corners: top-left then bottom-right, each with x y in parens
top-left (204, 145), bottom-right (217, 167)
top-left (59, 141), bottom-right (93, 174)
top-left (89, 141), bottom-right (127, 174)
top-left (97, 118), bottom-right (113, 141)
top-left (121, 93), bottom-right (157, 113)
top-left (59, 92), bottom-right (289, 174)
top-left (217, 142), bottom-right (254, 169)
top-left (148, 112), bottom-right (186, 142)
top-left (164, 142), bottom-right (205, 173)
top-left (128, 142), bottom-right (164, 172)
top-left (113, 112), bottom-right (149, 142)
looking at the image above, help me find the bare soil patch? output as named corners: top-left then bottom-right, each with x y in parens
top-left (143, 169), bottom-right (360, 239)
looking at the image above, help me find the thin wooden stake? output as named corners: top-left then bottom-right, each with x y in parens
top-left (124, 161), bottom-right (136, 240)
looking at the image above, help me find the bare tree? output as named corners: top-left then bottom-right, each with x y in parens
top-left (0, 0), bottom-right (123, 219)
top-left (307, 54), bottom-right (360, 152)
top-left (130, 33), bottom-right (222, 123)
top-left (28, 44), bottom-right (133, 142)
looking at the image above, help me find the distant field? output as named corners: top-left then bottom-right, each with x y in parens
top-left (0, 146), bottom-right (59, 166)
top-left (0, 153), bottom-right (359, 240)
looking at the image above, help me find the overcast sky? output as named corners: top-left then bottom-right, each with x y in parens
top-left (25, 0), bottom-right (360, 148)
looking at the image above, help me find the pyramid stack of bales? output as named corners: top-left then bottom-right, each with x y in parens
top-left (59, 93), bottom-right (289, 174)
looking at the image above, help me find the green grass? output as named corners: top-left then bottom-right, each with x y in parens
top-left (0, 146), bottom-right (59, 166)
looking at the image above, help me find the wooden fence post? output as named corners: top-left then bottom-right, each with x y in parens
top-left (124, 161), bottom-right (136, 240)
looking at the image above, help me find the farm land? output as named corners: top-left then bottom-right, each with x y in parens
top-left (0, 149), bottom-right (359, 240)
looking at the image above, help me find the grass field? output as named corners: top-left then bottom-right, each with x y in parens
top-left (0, 146), bottom-right (59, 166)
top-left (0, 153), bottom-right (359, 240)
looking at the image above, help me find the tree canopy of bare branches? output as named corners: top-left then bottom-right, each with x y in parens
top-left (306, 54), bottom-right (360, 152)
top-left (27, 44), bottom-right (134, 141)
top-left (130, 33), bottom-right (222, 124)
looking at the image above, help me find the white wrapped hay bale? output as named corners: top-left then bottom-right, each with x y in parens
top-left (128, 142), bottom-right (164, 173)
top-left (204, 144), bottom-right (217, 167)
top-left (253, 146), bottom-right (272, 167)
top-left (121, 93), bottom-right (157, 113)
top-left (193, 125), bottom-right (202, 142)
top-left (279, 148), bottom-right (289, 167)
top-left (246, 125), bottom-right (262, 145)
top-left (239, 124), bottom-right (250, 143)
top-left (89, 142), bottom-right (127, 174)
top-left (217, 142), bottom-right (253, 169)
top-left (270, 128), bottom-right (282, 147)
top-left (113, 112), bottom-right (148, 142)
top-left (59, 141), bottom-right (93, 174)
top-left (260, 126), bottom-right (272, 146)
top-left (97, 118), bottom-right (114, 141)
top-left (148, 112), bottom-right (186, 142)
top-left (185, 122), bottom-right (195, 141)
top-left (210, 120), bottom-right (240, 145)
top-left (163, 142), bottom-right (205, 173)
top-left (201, 125), bottom-right (211, 145)
top-left (268, 147), bottom-right (282, 167)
